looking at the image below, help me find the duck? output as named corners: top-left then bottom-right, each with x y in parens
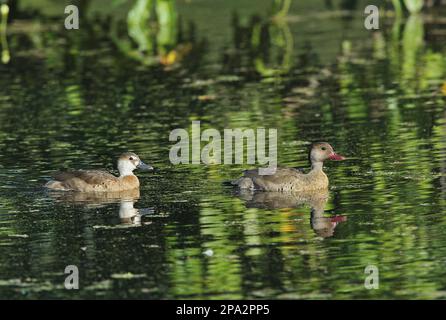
top-left (118, 200), bottom-right (153, 226)
top-left (47, 187), bottom-right (141, 206)
top-left (311, 205), bottom-right (347, 238)
top-left (232, 142), bottom-right (345, 192)
top-left (237, 189), bottom-right (347, 238)
top-left (47, 188), bottom-right (153, 226)
top-left (44, 152), bottom-right (153, 192)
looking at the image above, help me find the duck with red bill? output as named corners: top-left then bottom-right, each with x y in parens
top-left (232, 142), bottom-right (346, 192)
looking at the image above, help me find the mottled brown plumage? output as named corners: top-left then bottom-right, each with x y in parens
top-left (232, 142), bottom-right (345, 192)
top-left (44, 152), bottom-right (152, 192)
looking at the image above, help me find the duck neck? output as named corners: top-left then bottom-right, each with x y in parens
top-left (119, 171), bottom-right (135, 177)
top-left (310, 161), bottom-right (324, 172)
top-left (118, 167), bottom-right (135, 177)
top-left (119, 200), bottom-right (137, 218)
top-left (117, 160), bottom-right (137, 177)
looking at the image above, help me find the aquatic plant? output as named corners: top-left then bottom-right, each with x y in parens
top-left (272, 0), bottom-right (292, 19)
top-left (391, 0), bottom-right (424, 14)
top-left (111, 0), bottom-right (196, 67)
top-left (403, 0), bottom-right (424, 13)
top-left (0, 3), bottom-right (9, 64)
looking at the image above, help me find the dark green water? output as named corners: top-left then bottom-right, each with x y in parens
top-left (1, 0), bottom-right (446, 299)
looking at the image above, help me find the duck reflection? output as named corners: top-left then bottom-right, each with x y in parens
top-left (237, 189), bottom-right (346, 238)
top-left (47, 189), bottom-right (152, 226)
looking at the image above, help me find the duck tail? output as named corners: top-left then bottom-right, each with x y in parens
top-left (230, 177), bottom-right (254, 189)
top-left (222, 180), bottom-right (234, 186)
top-left (44, 180), bottom-right (70, 191)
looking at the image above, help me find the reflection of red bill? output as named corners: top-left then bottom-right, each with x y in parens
top-left (330, 215), bottom-right (347, 227)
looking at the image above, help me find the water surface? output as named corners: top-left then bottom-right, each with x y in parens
top-left (1, 0), bottom-right (446, 299)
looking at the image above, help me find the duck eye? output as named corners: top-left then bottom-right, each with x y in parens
top-left (321, 147), bottom-right (326, 151)
top-left (129, 157), bottom-right (134, 160)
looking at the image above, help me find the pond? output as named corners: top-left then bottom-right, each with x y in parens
top-left (0, 0), bottom-right (446, 299)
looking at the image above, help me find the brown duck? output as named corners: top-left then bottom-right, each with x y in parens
top-left (232, 142), bottom-right (345, 192)
top-left (237, 189), bottom-right (347, 238)
top-left (44, 152), bottom-right (153, 192)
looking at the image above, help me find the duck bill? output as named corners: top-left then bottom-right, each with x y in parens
top-left (328, 153), bottom-right (345, 161)
top-left (330, 215), bottom-right (347, 228)
top-left (137, 161), bottom-right (154, 171)
top-left (330, 215), bottom-right (347, 223)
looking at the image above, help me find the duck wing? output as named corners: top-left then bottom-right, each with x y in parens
top-left (53, 170), bottom-right (118, 185)
top-left (242, 167), bottom-right (303, 179)
top-left (241, 167), bottom-right (304, 191)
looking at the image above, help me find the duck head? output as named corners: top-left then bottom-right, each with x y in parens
top-left (117, 152), bottom-right (153, 176)
top-left (309, 142), bottom-right (345, 169)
